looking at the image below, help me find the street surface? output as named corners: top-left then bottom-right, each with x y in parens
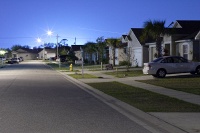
top-left (0, 61), bottom-right (152, 133)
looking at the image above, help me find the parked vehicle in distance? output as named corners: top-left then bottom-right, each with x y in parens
top-left (143, 56), bottom-right (200, 78)
top-left (7, 58), bottom-right (20, 64)
top-left (19, 57), bottom-right (24, 61)
top-left (0, 56), bottom-right (6, 61)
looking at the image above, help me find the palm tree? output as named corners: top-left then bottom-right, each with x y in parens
top-left (96, 36), bottom-right (106, 64)
top-left (106, 38), bottom-right (121, 66)
top-left (141, 20), bottom-right (168, 57)
top-left (84, 42), bottom-right (97, 64)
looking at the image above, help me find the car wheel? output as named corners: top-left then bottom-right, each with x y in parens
top-left (196, 66), bottom-right (200, 75)
top-left (156, 69), bottom-right (166, 78)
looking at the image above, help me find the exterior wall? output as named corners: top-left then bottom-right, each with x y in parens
top-left (127, 30), bottom-right (143, 66)
top-left (148, 44), bottom-right (156, 62)
top-left (74, 51), bottom-right (82, 60)
top-left (193, 40), bottom-right (200, 61)
top-left (46, 53), bottom-right (55, 59)
top-left (177, 41), bottom-right (193, 60)
top-left (142, 46), bottom-right (149, 63)
top-left (118, 48), bottom-right (126, 65)
top-left (12, 52), bottom-right (38, 60)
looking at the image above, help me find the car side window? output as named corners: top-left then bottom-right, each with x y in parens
top-left (173, 57), bottom-right (188, 63)
top-left (180, 57), bottom-right (188, 63)
top-left (161, 57), bottom-right (173, 63)
top-left (173, 57), bottom-right (181, 63)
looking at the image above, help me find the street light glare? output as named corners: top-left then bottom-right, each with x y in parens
top-left (36, 38), bottom-right (42, 43)
top-left (47, 30), bottom-right (53, 36)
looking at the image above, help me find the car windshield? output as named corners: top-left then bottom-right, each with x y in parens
top-left (152, 57), bottom-right (164, 62)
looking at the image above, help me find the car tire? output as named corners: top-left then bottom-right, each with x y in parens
top-left (156, 69), bottom-right (166, 78)
top-left (196, 66), bottom-right (200, 75)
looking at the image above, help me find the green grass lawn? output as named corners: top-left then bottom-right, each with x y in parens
top-left (104, 70), bottom-right (144, 78)
top-left (87, 81), bottom-right (200, 112)
top-left (68, 73), bottom-right (97, 79)
top-left (137, 75), bottom-right (200, 95)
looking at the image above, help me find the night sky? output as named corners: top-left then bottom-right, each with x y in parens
top-left (0, 0), bottom-right (199, 49)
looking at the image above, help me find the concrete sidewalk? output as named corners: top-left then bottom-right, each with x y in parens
top-left (64, 70), bottom-right (200, 133)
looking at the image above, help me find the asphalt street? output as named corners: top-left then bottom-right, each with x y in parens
top-left (0, 61), bottom-right (152, 133)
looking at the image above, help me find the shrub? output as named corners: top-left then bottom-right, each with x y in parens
top-left (119, 61), bottom-right (131, 66)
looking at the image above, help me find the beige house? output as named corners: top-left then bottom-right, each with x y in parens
top-left (12, 48), bottom-right (38, 60)
top-left (108, 36), bottom-right (127, 65)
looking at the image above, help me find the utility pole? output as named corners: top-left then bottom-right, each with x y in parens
top-left (56, 34), bottom-right (59, 59)
top-left (74, 37), bottom-right (76, 45)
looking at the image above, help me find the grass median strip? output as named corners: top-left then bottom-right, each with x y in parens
top-left (104, 70), bottom-right (144, 78)
top-left (137, 76), bottom-right (200, 95)
top-left (87, 81), bottom-right (200, 112)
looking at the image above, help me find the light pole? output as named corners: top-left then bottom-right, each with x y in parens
top-left (56, 34), bottom-right (59, 60)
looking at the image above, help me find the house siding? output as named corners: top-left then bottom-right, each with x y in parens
top-left (193, 40), bottom-right (200, 61)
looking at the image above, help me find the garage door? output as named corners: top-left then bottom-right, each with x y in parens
top-left (132, 48), bottom-right (142, 67)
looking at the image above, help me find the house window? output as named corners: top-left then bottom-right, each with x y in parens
top-left (183, 45), bottom-right (189, 59)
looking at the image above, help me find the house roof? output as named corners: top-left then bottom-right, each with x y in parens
top-left (45, 48), bottom-right (56, 53)
top-left (122, 35), bottom-right (127, 39)
top-left (15, 48), bottom-right (39, 53)
top-left (175, 20), bottom-right (200, 34)
top-left (130, 28), bottom-right (143, 40)
top-left (71, 45), bottom-right (82, 51)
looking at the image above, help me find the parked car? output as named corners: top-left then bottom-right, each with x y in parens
top-left (143, 56), bottom-right (200, 78)
top-left (7, 58), bottom-right (20, 64)
top-left (19, 57), bottom-right (24, 61)
top-left (0, 56), bottom-right (6, 61)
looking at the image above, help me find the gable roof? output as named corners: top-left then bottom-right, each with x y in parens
top-left (71, 45), bottom-right (82, 51)
top-left (174, 20), bottom-right (200, 34)
top-left (15, 48), bottom-right (39, 54)
top-left (130, 28), bottom-right (143, 40)
top-left (122, 35), bottom-right (127, 39)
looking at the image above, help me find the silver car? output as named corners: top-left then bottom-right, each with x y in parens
top-left (143, 56), bottom-right (200, 78)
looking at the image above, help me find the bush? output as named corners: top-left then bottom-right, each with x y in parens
top-left (119, 61), bottom-right (131, 66)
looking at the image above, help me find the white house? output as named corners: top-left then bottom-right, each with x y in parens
top-left (12, 48), bottom-right (38, 60)
top-left (125, 28), bottom-right (149, 67)
top-left (38, 48), bottom-right (56, 60)
top-left (147, 20), bottom-right (200, 62)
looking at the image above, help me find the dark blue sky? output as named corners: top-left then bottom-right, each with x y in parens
top-left (0, 0), bottom-right (199, 49)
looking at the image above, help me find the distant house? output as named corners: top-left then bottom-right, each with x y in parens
top-left (38, 48), bottom-right (56, 60)
top-left (108, 35), bottom-right (128, 65)
top-left (12, 48), bottom-right (38, 60)
top-left (71, 45), bottom-right (83, 60)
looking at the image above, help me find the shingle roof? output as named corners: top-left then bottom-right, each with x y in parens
top-left (176, 20), bottom-right (200, 33)
top-left (122, 35), bottom-right (127, 39)
top-left (71, 45), bottom-right (82, 51)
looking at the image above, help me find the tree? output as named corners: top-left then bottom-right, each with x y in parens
top-left (11, 45), bottom-right (23, 51)
top-left (106, 38), bottom-right (121, 66)
top-left (96, 36), bottom-right (106, 64)
top-left (141, 20), bottom-right (169, 57)
top-left (84, 42), bottom-right (97, 64)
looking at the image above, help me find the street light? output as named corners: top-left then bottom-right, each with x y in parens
top-left (36, 31), bottom-right (52, 61)
top-left (36, 38), bottom-right (45, 61)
